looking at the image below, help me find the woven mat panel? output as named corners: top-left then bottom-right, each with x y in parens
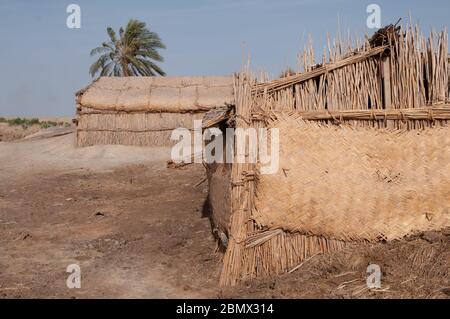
top-left (252, 115), bottom-right (450, 242)
top-left (207, 163), bottom-right (233, 234)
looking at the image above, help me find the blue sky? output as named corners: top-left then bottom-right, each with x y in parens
top-left (0, 0), bottom-right (449, 116)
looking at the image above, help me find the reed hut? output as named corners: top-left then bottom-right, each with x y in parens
top-left (75, 76), bottom-right (234, 147)
top-left (205, 24), bottom-right (450, 286)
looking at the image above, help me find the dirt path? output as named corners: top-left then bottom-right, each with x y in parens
top-left (0, 134), bottom-right (220, 298)
top-left (0, 133), bottom-right (169, 180)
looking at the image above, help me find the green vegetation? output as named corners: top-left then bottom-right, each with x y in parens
top-left (0, 117), bottom-right (71, 129)
top-left (39, 121), bottom-right (57, 129)
top-left (5, 117), bottom-right (40, 129)
top-left (90, 19), bottom-right (166, 77)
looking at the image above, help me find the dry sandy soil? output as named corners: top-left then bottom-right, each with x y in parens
top-left (0, 118), bottom-right (72, 142)
top-left (0, 123), bottom-right (41, 142)
top-left (0, 127), bottom-right (449, 298)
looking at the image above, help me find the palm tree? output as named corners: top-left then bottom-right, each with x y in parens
top-left (89, 19), bottom-right (166, 77)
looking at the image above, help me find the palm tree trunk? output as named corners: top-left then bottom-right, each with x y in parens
top-left (121, 59), bottom-right (130, 76)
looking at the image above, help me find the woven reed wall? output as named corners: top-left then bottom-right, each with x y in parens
top-left (206, 163), bottom-right (233, 235)
top-left (75, 76), bottom-right (234, 147)
top-left (77, 130), bottom-right (172, 147)
top-left (253, 115), bottom-right (450, 242)
top-left (77, 108), bottom-right (204, 147)
top-left (217, 26), bottom-right (450, 286)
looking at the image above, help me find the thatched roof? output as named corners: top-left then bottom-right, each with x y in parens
top-left (76, 76), bottom-right (234, 112)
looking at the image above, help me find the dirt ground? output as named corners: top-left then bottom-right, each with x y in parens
top-left (0, 130), bottom-right (449, 298)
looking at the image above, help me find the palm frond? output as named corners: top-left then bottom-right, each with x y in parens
top-left (89, 53), bottom-right (111, 77)
top-left (100, 61), bottom-right (115, 76)
top-left (106, 27), bottom-right (117, 43)
top-left (136, 49), bottom-right (164, 62)
top-left (90, 45), bottom-right (111, 57)
top-left (137, 58), bottom-right (166, 76)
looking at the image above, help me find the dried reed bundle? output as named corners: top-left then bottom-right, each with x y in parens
top-left (77, 130), bottom-right (174, 147)
top-left (78, 76), bottom-right (234, 112)
top-left (77, 110), bottom-right (204, 132)
top-left (252, 25), bottom-right (449, 130)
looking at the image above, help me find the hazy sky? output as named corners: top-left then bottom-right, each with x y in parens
top-left (0, 0), bottom-right (449, 117)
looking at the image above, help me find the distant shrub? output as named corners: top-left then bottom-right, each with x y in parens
top-left (40, 121), bottom-right (58, 129)
top-left (8, 117), bottom-right (26, 126)
top-left (29, 118), bottom-right (40, 125)
top-left (3, 117), bottom-right (68, 129)
top-left (7, 117), bottom-right (43, 129)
